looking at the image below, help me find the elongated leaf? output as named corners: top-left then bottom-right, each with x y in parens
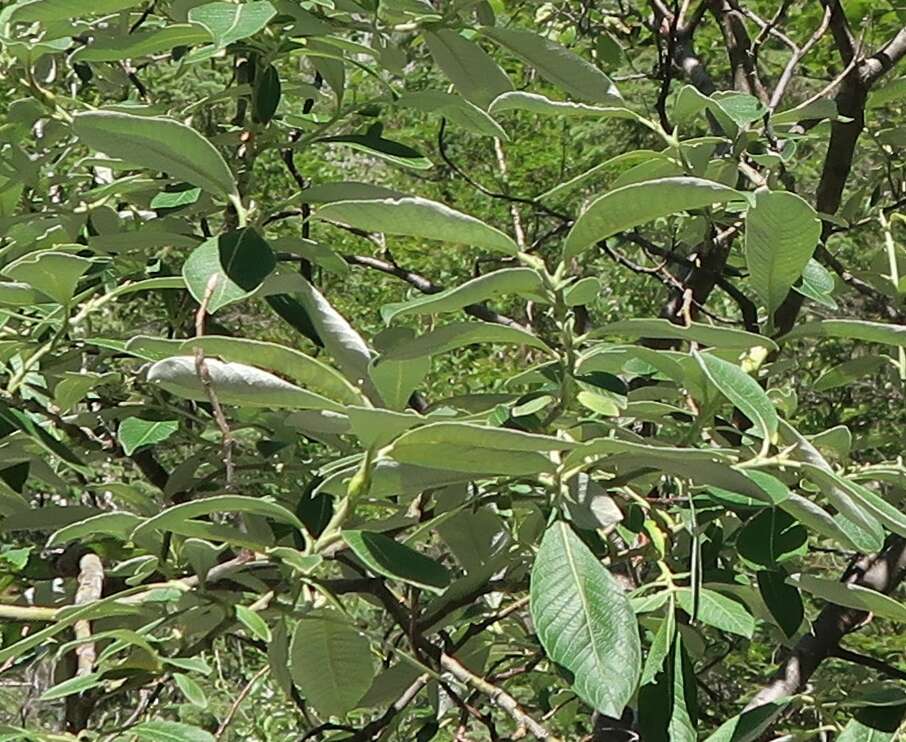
top-left (131, 720), bottom-right (215, 742)
top-left (788, 573), bottom-right (906, 622)
top-left (489, 91), bottom-right (647, 125)
top-left (481, 27), bottom-right (621, 104)
top-left (638, 634), bottom-right (697, 742)
top-left (47, 512), bottom-right (143, 547)
top-left (174, 674), bottom-right (208, 709)
top-left (815, 357), bottom-right (889, 392)
top-left (235, 604), bottom-right (271, 642)
top-left (564, 177), bottom-right (743, 258)
top-left (737, 509), bottom-right (807, 568)
top-left (695, 351), bottom-right (778, 442)
top-left (147, 356), bottom-right (344, 411)
top-left (782, 320), bottom-right (906, 347)
top-left (290, 614), bottom-right (375, 717)
top-left (531, 521), bottom-right (641, 717)
top-left (676, 588), bottom-right (755, 637)
top-left (757, 570), bottom-right (803, 638)
top-left (641, 606), bottom-right (676, 686)
top-left (302, 181), bottom-right (405, 203)
top-left (188, 1), bottom-right (276, 47)
top-left (39, 672), bottom-right (103, 701)
top-left (316, 197), bottom-right (517, 255)
top-left (423, 29), bottom-right (512, 108)
top-left (388, 421), bottom-right (576, 475)
top-left (72, 25), bottom-right (211, 62)
top-left (593, 319), bottom-right (777, 351)
top-left (9, 0), bottom-right (141, 21)
top-left (342, 530), bottom-right (450, 593)
top-left (398, 90), bottom-right (507, 138)
top-left (73, 111), bottom-right (237, 199)
top-left (118, 417), bottom-right (178, 456)
top-left (704, 701), bottom-right (790, 742)
top-left (379, 321), bottom-right (549, 361)
top-left (799, 464), bottom-right (884, 545)
top-left (182, 227), bottom-right (276, 313)
top-left (745, 189), bottom-right (821, 315)
top-left (132, 495), bottom-right (303, 544)
top-left (381, 268), bottom-right (543, 323)
top-left (177, 336), bottom-right (363, 404)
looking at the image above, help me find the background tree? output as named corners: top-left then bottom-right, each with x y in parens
top-left (0, 1), bottom-right (905, 740)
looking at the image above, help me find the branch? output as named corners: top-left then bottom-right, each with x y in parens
top-left (768, 4), bottom-right (833, 111)
top-left (747, 535), bottom-right (906, 710)
top-left (341, 674), bottom-right (430, 741)
top-left (820, 0), bottom-right (856, 65)
top-left (439, 653), bottom-right (559, 741)
top-left (73, 553), bottom-right (104, 676)
top-left (710, 0), bottom-right (769, 101)
top-left (863, 26), bottom-right (906, 86)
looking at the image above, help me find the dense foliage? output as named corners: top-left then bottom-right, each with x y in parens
top-left (0, 0), bottom-right (905, 740)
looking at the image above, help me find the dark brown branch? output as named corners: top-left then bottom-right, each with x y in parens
top-left (710, 0), bottom-right (769, 101)
top-left (820, 0), bottom-right (856, 65)
top-left (747, 535), bottom-right (906, 709)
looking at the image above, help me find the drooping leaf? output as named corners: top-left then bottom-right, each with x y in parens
top-left (756, 570), bottom-right (803, 638)
top-left (188, 1), bottom-right (276, 47)
top-left (342, 530), bottom-right (450, 593)
top-left (381, 268), bottom-right (544, 323)
top-left (637, 634), bottom-right (697, 742)
top-left (745, 189), bottom-right (821, 316)
top-left (737, 509), bottom-right (807, 568)
top-left (316, 197), bottom-right (518, 255)
top-left (564, 177), bottom-right (743, 258)
top-left (73, 111), bottom-right (238, 199)
top-left (423, 29), bottom-right (512, 109)
top-left (531, 521), bottom-right (641, 717)
top-left (481, 27), bottom-right (621, 104)
top-left (117, 417), bottom-right (178, 456)
top-left (289, 614), bottom-right (375, 717)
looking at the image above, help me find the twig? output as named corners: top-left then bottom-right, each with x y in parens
top-left (439, 653), bottom-right (559, 740)
top-left (215, 664), bottom-right (269, 739)
top-left (73, 553), bottom-right (104, 676)
top-left (768, 4), bottom-right (833, 111)
top-left (194, 275), bottom-right (234, 488)
top-left (341, 674), bottom-right (430, 741)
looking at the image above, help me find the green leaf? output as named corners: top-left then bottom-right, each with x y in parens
top-left (564, 177), bottom-right (742, 258)
top-left (175, 336), bottom-right (363, 404)
top-left (39, 672), bottom-right (103, 701)
top-left (368, 328), bottom-right (429, 411)
top-left (381, 268), bottom-right (544, 323)
top-left (72, 25), bottom-right (212, 61)
top-left (131, 495), bottom-right (304, 544)
top-left (188, 1), bottom-right (276, 47)
top-left (2, 251), bottom-right (97, 305)
top-left (117, 417), bottom-right (178, 456)
top-left (423, 29), bottom-right (512, 109)
top-left (737, 509), bottom-right (807, 568)
top-left (779, 493), bottom-right (860, 550)
top-left (531, 521), bottom-right (641, 717)
top-left (641, 606), bottom-right (676, 686)
top-left (47, 512), bottom-right (144, 547)
top-left (783, 320), bottom-right (906, 346)
top-left (788, 573), bottom-right (906, 622)
top-left (316, 197), bottom-right (518, 255)
top-left (695, 350), bottom-right (778, 443)
top-left (745, 189), bottom-right (821, 315)
top-left (173, 674), bottom-right (208, 709)
top-left (182, 227), bottom-right (276, 313)
top-left (799, 464), bottom-right (884, 545)
top-left (316, 129), bottom-right (431, 170)
top-left (301, 181), bottom-right (405, 203)
top-left (637, 634), bottom-right (697, 742)
top-left (9, 0), bottom-right (141, 22)
top-left (398, 90), bottom-right (507, 139)
top-left (756, 569), bottom-right (803, 638)
top-left (235, 604), bottom-right (271, 642)
top-left (795, 258), bottom-right (838, 309)
top-left (481, 27), bottom-right (621, 104)
top-left (253, 63), bottom-right (281, 124)
top-left (73, 111), bottom-right (238, 199)
top-left (289, 614), bottom-right (375, 717)
top-left (593, 319), bottom-right (777, 351)
top-left (704, 701), bottom-right (790, 742)
top-left (488, 91), bottom-right (647, 125)
top-left (814, 357), bottom-right (889, 392)
top-left (676, 588), bottom-right (755, 638)
top-left (147, 356), bottom-right (345, 411)
top-left (0, 400), bottom-right (87, 470)
top-left (837, 709), bottom-right (906, 742)
top-left (151, 186), bottom-right (201, 210)
top-left (342, 530), bottom-right (450, 593)
top-left (378, 321), bottom-right (549, 361)
top-left (0, 281), bottom-right (43, 306)
top-left (131, 720), bottom-right (215, 742)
